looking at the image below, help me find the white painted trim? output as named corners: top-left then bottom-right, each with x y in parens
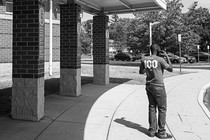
top-left (198, 83), bottom-right (210, 120)
top-left (45, 19), bottom-right (60, 24)
top-left (0, 14), bottom-right (60, 24)
top-left (153, 0), bottom-right (167, 10)
top-left (49, 0), bottom-right (53, 76)
top-left (0, 14), bottom-right (12, 20)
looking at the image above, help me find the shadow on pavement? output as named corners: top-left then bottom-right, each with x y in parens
top-left (0, 77), bottom-right (133, 140)
top-left (114, 117), bottom-right (148, 136)
top-left (0, 76), bottom-right (132, 117)
top-left (0, 88), bottom-right (11, 117)
top-left (204, 89), bottom-right (210, 112)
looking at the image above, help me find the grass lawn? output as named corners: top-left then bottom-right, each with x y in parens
top-left (0, 63), bottom-right (192, 116)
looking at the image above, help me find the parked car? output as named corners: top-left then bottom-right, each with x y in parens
top-left (189, 52), bottom-right (210, 62)
top-left (114, 52), bottom-right (134, 61)
top-left (109, 52), bottom-right (115, 61)
top-left (182, 54), bottom-right (196, 63)
top-left (141, 52), bottom-right (167, 61)
top-left (142, 53), bottom-right (150, 57)
top-left (140, 52), bottom-right (187, 63)
top-left (180, 56), bottom-right (188, 63)
top-left (132, 53), bottom-right (142, 61)
top-left (167, 52), bottom-right (187, 63)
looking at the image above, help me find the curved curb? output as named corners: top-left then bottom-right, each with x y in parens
top-left (83, 84), bottom-right (141, 140)
top-left (105, 87), bottom-right (140, 140)
top-left (198, 83), bottom-right (210, 120)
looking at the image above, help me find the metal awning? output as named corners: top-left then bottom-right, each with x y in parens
top-left (60, 0), bottom-right (167, 15)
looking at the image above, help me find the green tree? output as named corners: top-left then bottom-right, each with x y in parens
top-left (82, 19), bottom-right (93, 38)
top-left (109, 18), bottom-right (130, 51)
top-left (129, 0), bottom-right (185, 53)
top-left (157, 0), bottom-right (184, 52)
top-left (80, 20), bottom-right (93, 54)
top-left (126, 19), bottom-right (149, 53)
top-left (183, 2), bottom-right (210, 52)
top-left (128, 0), bottom-right (201, 54)
top-left (80, 28), bottom-right (91, 54)
top-left (45, 0), bottom-right (60, 19)
top-left (110, 14), bottom-right (119, 23)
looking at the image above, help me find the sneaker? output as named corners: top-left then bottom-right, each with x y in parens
top-left (148, 132), bottom-right (155, 137)
top-left (155, 132), bottom-right (172, 139)
top-left (148, 129), bottom-right (155, 137)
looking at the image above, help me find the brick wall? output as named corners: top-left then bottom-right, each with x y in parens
top-left (60, 3), bottom-right (81, 69)
top-left (93, 15), bottom-right (109, 65)
top-left (13, 0), bottom-right (45, 79)
top-left (0, 5), bottom-right (61, 63)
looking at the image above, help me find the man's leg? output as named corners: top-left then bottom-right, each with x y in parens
top-left (154, 85), bottom-right (173, 139)
top-left (154, 86), bottom-right (167, 134)
top-left (146, 85), bottom-right (157, 136)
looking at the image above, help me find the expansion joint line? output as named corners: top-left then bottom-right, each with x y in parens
top-left (33, 100), bottom-right (83, 140)
top-left (105, 88), bottom-right (140, 140)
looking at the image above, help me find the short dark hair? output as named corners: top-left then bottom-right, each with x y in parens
top-left (150, 43), bottom-right (160, 53)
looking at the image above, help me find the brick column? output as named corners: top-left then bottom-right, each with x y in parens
top-left (60, 2), bottom-right (81, 96)
top-left (93, 14), bottom-right (109, 85)
top-left (12, 0), bottom-right (45, 121)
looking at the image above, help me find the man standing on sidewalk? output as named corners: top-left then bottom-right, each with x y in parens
top-left (139, 43), bottom-right (173, 139)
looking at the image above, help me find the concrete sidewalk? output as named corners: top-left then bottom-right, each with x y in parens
top-left (0, 70), bottom-right (210, 140)
top-left (108, 70), bottom-right (210, 140)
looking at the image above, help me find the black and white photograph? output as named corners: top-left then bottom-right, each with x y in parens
top-left (0, 0), bottom-right (210, 139)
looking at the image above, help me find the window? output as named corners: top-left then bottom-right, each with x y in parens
top-left (5, 1), bottom-right (13, 14)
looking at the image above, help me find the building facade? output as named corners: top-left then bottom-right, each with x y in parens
top-left (0, 0), bottom-right (166, 121)
top-left (0, 3), bottom-right (60, 63)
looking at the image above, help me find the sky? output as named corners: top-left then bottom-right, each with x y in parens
top-left (81, 0), bottom-right (210, 22)
top-left (182, 0), bottom-right (210, 12)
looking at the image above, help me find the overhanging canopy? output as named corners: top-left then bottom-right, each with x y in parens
top-left (60, 0), bottom-right (167, 15)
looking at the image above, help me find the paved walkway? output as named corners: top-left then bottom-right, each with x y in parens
top-left (0, 69), bottom-right (210, 140)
